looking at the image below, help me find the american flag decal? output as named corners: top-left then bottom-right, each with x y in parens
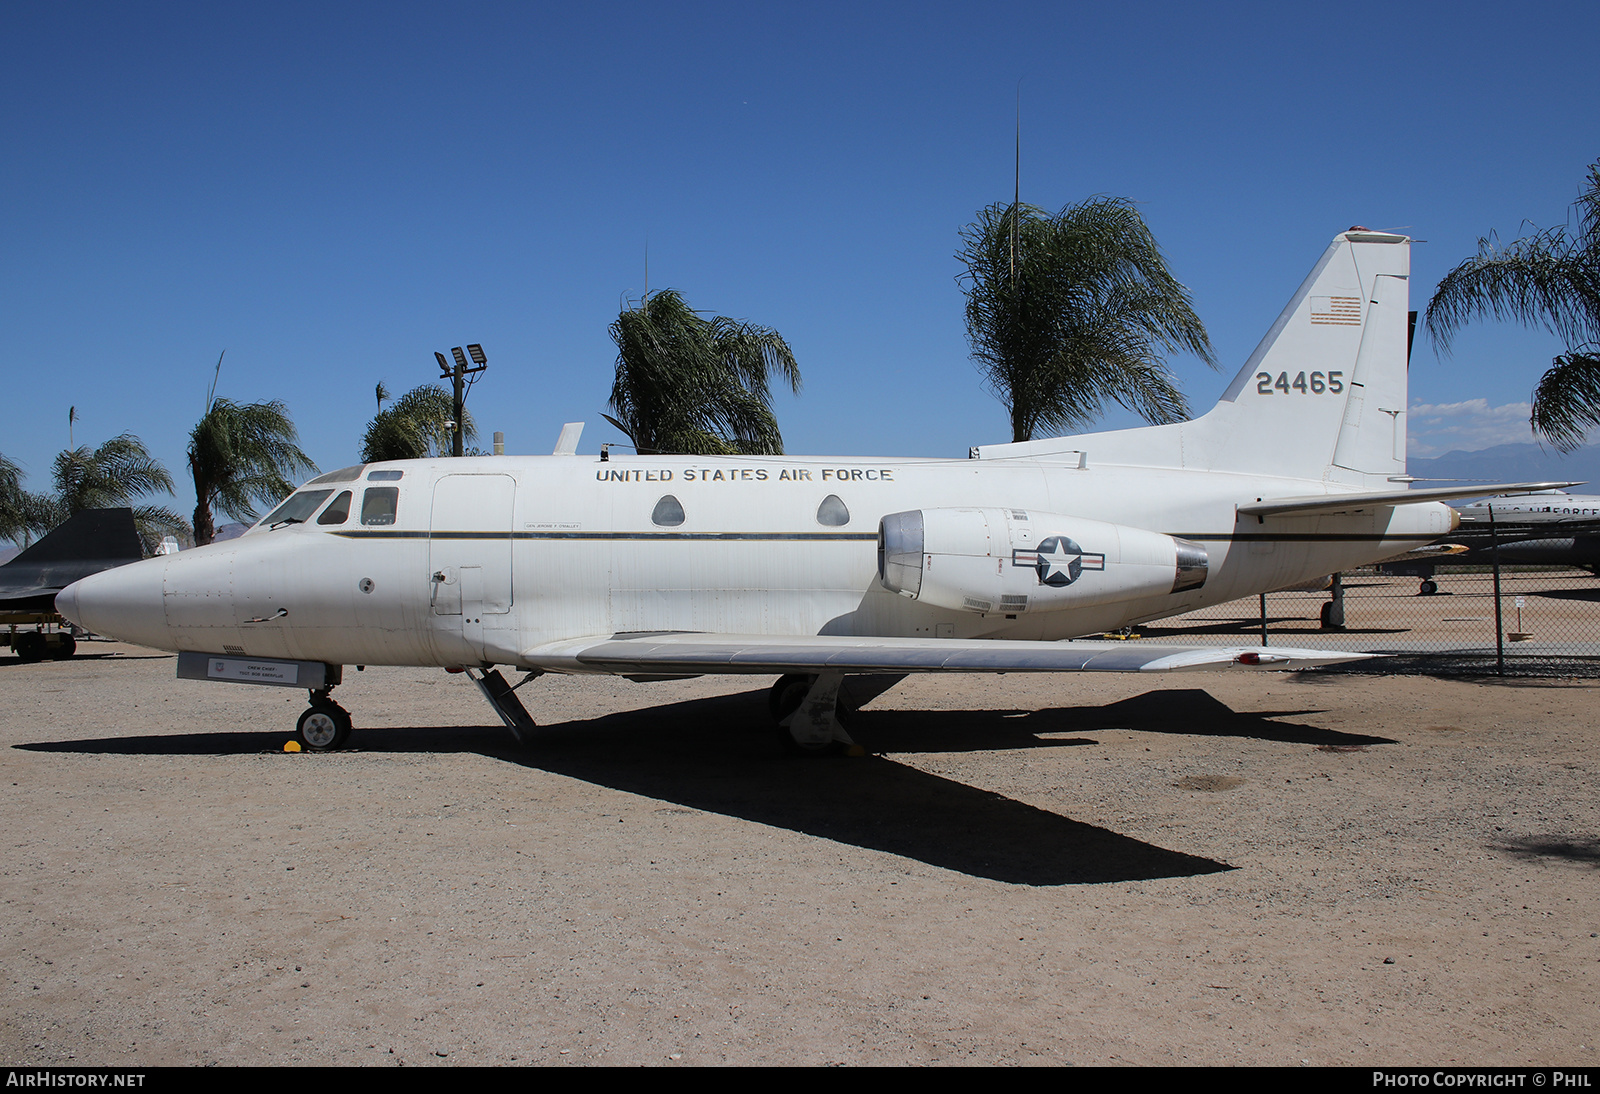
top-left (1310, 296), bottom-right (1363, 325)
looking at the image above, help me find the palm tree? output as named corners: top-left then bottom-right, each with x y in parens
top-left (189, 400), bottom-right (317, 546)
top-left (605, 289), bottom-right (801, 455)
top-left (360, 385), bottom-right (475, 463)
top-left (956, 198), bottom-right (1216, 443)
top-left (40, 434), bottom-right (189, 549)
top-left (0, 452), bottom-right (36, 545)
top-left (1425, 160), bottom-right (1600, 452)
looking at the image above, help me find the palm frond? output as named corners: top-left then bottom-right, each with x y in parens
top-left (1425, 231), bottom-right (1598, 353)
top-left (1425, 158), bottom-right (1600, 450)
top-left (1529, 348), bottom-right (1600, 453)
top-left (957, 197), bottom-right (1215, 442)
top-left (360, 385), bottom-right (474, 462)
top-left (188, 398), bottom-right (318, 543)
top-left (50, 434), bottom-right (175, 514)
top-left (607, 290), bottom-right (800, 455)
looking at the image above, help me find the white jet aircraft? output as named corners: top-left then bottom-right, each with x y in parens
top-left (57, 228), bottom-right (1568, 753)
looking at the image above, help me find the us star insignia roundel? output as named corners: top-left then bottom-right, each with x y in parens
top-left (1035, 536), bottom-right (1086, 586)
top-left (1011, 537), bottom-right (1107, 587)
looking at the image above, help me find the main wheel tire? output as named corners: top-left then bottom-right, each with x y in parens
top-left (768, 674), bottom-right (847, 756)
top-left (1419, 579), bottom-right (1438, 596)
top-left (49, 634), bottom-right (76, 660)
top-left (297, 703), bottom-right (352, 752)
top-left (768, 674), bottom-right (815, 723)
top-left (1319, 602), bottom-right (1344, 630)
top-left (14, 633), bottom-right (45, 662)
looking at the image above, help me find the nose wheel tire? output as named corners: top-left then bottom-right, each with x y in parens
top-left (296, 702), bottom-right (353, 751)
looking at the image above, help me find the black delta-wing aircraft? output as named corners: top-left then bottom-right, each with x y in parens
top-left (4, 508), bottom-right (143, 660)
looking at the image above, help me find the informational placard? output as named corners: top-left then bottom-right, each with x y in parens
top-left (176, 651), bottom-right (331, 689)
top-left (207, 657), bottom-right (296, 683)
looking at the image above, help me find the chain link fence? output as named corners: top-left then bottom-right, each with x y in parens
top-left (1129, 565), bottom-right (1600, 677)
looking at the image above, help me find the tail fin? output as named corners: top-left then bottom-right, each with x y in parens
top-left (9, 508), bottom-right (143, 567)
top-left (1201, 228), bottom-right (1411, 484)
top-left (969, 228), bottom-right (1413, 487)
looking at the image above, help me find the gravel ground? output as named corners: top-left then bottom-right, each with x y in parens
top-left (1, 641), bottom-right (1596, 1066)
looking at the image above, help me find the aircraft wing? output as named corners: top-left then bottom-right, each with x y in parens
top-left (520, 633), bottom-right (1371, 676)
top-left (1237, 481), bottom-right (1582, 519)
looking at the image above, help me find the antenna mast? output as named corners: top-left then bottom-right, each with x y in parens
top-left (1011, 84), bottom-right (1020, 287)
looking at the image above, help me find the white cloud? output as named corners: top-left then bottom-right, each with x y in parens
top-left (1406, 398), bottom-right (1543, 457)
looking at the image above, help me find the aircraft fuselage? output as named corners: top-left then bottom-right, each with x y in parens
top-left (59, 452), bottom-right (1453, 671)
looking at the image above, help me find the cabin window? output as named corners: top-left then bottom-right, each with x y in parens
top-left (361, 487), bottom-right (399, 526)
top-left (366, 469), bottom-right (403, 481)
top-left (261, 490), bottom-right (333, 528)
top-left (816, 494), bottom-right (850, 527)
top-left (317, 490), bottom-right (353, 526)
top-left (651, 495), bottom-right (685, 527)
top-left (308, 465), bottom-right (365, 485)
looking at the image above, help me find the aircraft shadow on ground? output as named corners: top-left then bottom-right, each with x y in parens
top-left (1, 653), bottom-right (170, 668)
top-left (1534, 587), bottom-right (1600, 603)
top-left (859, 688), bottom-right (1394, 751)
top-left (20, 686), bottom-right (1385, 886)
top-left (1492, 835), bottom-right (1600, 866)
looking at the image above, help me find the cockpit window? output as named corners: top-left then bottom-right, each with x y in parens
top-left (816, 494), bottom-right (850, 527)
top-left (366, 469), bottom-right (403, 481)
top-left (651, 495), bottom-right (685, 527)
top-left (308, 465), bottom-right (365, 485)
top-left (261, 490), bottom-right (334, 528)
top-left (361, 487), bottom-right (399, 526)
top-left (317, 490), bottom-right (353, 525)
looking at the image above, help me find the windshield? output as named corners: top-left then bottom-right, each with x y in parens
top-left (260, 490), bottom-right (334, 528)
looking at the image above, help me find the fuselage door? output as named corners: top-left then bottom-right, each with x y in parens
top-left (429, 474), bottom-right (515, 617)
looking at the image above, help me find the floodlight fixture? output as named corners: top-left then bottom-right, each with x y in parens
top-left (467, 343), bottom-right (487, 366)
top-left (451, 346), bottom-right (469, 369)
top-left (435, 351), bottom-right (450, 375)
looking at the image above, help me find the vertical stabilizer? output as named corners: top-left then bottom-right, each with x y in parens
top-left (8, 508), bottom-right (142, 566)
top-left (1198, 228), bottom-right (1411, 484)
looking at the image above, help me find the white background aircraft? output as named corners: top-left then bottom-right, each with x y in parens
top-left (58, 229), bottom-right (1563, 753)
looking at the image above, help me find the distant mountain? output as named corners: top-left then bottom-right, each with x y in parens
top-left (1408, 443), bottom-right (1600, 494)
top-left (212, 523), bottom-right (250, 542)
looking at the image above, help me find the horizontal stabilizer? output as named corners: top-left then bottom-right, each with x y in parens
top-left (1237, 482), bottom-right (1582, 518)
top-left (521, 632), bottom-right (1371, 676)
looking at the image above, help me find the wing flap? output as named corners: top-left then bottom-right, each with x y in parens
top-left (520, 632), bottom-right (1370, 676)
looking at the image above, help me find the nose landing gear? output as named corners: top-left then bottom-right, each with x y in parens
top-left (296, 687), bottom-right (353, 751)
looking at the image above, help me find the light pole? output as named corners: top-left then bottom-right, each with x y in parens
top-left (434, 344), bottom-right (487, 457)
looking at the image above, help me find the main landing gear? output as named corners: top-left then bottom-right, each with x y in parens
top-left (11, 630), bottom-right (76, 662)
top-left (768, 671), bottom-right (860, 755)
top-left (296, 687), bottom-right (352, 752)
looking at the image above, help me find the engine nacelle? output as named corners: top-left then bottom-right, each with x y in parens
top-left (878, 507), bottom-right (1207, 614)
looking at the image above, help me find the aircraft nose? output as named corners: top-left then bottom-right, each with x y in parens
top-left (57, 557), bottom-right (171, 648)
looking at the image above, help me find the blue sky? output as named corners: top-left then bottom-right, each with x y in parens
top-left (3, 1), bottom-right (1598, 529)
